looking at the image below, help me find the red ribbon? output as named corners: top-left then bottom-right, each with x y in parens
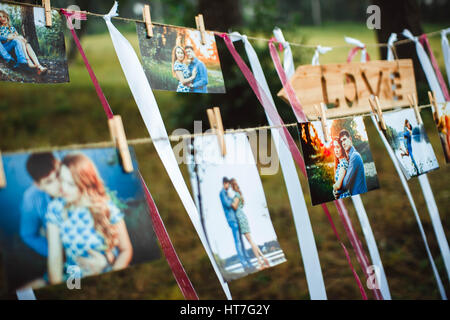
top-left (268, 38), bottom-right (377, 299)
top-left (61, 9), bottom-right (198, 300)
top-left (221, 33), bottom-right (368, 299)
top-left (419, 34), bottom-right (450, 101)
top-left (347, 46), bottom-right (371, 63)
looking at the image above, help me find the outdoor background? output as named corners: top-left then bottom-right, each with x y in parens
top-left (0, 0), bottom-right (449, 299)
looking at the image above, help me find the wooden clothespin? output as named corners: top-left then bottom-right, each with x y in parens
top-left (142, 4), bottom-right (153, 38)
top-left (407, 94), bottom-right (423, 125)
top-left (195, 14), bottom-right (206, 45)
top-left (368, 96), bottom-right (387, 130)
top-left (206, 107), bottom-right (226, 156)
top-left (428, 91), bottom-right (440, 121)
top-left (0, 150), bottom-right (6, 188)
top-left (108, 115), bottom-right (134, 173)
top-left (42, 0), bottom-right (52, 27)
top-left (314, 102), bottom-right (329, 142)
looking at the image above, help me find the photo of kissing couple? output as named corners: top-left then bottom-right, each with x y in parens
top-left (188, 133), bottom-right (286, 282)
top-left (0, 148), bottom-right (159, 292)
top-left (299, 117), bottom-right (380, 206)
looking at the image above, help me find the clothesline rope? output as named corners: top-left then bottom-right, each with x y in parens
top-left (2, 103), bottom-right (439, 155)
top-left (1, 0), bottom-right (448, 49)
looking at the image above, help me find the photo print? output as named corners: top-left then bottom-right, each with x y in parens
top-left (383, 108), bottom-right (440, 179)
top-left (187, 133), bottom-right (286, 282)
top-left (298, 117), bottom-right (380, 205)
top-left (0, 3), bottom-right (69, 83)
top-left (137, 23), bottom-right (225, 93)
top-left (434, 101), bottom-right (450, 163)
top-left (0, 148), bottom-right (160, 291)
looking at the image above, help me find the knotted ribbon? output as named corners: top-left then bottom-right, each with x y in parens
top-left (311, 45), bottom-right (333, 66)
top-left (345, 36), bottom-right (370, 63)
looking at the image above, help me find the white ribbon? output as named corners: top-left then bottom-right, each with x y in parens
top-left (442, 28), bottom-right (450, 88)
top-left (371, 116), bottom-right (447, 300)
top-left (272, 27), bottom-right (295, 78)
top-left (230, 31), bottom-right (327, 300)
top-left (16, 287), bottom-right (37, 300)
top-left (345, 36), bottom-right (368, 62)
top-left (390, 32), bottom-right (450, 284)
top-left (311, 45), bottom-right (333, 66)
top-left (386, 33), bottom-right (398, 62)
top-left (103, 2), bottom-right (232, 299)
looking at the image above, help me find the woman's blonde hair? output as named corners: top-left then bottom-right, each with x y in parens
top-left (62, 154), bottom-right (119, 261)
top-left (0, 10), bottom-right (12, 30)
top-left (171, 45), bottom-right (185, 78)
top-left (230, 178), bottom-right (244, 206)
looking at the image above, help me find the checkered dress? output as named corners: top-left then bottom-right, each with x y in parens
top-left (46, 198), bottom-right (124, 276)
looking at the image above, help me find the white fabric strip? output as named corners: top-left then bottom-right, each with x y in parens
top-left (311, 45), bottom-right (333, 66)
top-left (345, 36), bottom-right (368, 62)
top-left (441, 28), bottom-right (450, 88)
top-left (371, 116), bottom-right (447, 300)
top-left (418, 174), bottom-right (450, 282)
top-left (351, 196), bottom-right (391, 299)
top-left (273, 27), bottom-right (295, 78)
top-left (103, 2), bottom-right (231, 299)
top-left (389, 32), bottom-right (450, 283)
top-left (386, 33), bottom-right (398, 62)
top-left (16, 288), bottom-right (37, 300)
top-left (230, 31), bottom-right (327, 299)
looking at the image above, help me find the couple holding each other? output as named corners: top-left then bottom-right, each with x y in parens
top-left (20, 152), bottom-right (132, 288)
top-left (400, 119), bottom-right (419, 173)
top-left (172, 45), bottom-right (208, 93)
top-left (0, 10), bottom-right (47, 74)
top-left (219, 177), bottom-right (270, 272)
top-left (332, 129), bottom-right (368, 199)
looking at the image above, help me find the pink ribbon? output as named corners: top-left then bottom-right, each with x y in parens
top-left (61, 9), bottom-right (198, 300)
top-left (347, 46), bottom-right (371, 63)
top-left (268, 38), bottom-right (307, 123)
top-left (221, 33), bottom-right (368, 299)
top-left (420, 34), bottom-right (450, 101)
top-left (268, 38), bottom-right (379, 299)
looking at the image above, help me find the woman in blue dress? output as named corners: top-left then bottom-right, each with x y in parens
top-left (172, 45), bottom-right (197, 92)
top-left (230, 178), bottom-right (270, 271)
top-left (332, 138), bottom-right (351, 199)
top-left (0, 10), bottom-right (47, 74)
top-left (46, 153), bottom-right (133, 284)
top-left (400, 119), bottom-right (419, 173)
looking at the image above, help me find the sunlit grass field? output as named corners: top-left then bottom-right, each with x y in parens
top-left (0, 22), bottom-right (449, 300)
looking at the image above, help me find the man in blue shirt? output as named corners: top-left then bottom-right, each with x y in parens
top-left (335, 130), bottom-right (368, 198)
top-left (219, 177), bottom-right (253, 271)
top-left (185, 46), bottom-right (208, 93)
top-left (21, 153), bottom-right (62, 257)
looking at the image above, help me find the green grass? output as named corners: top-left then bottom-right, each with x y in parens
top-left (0, 22), bottom-right (449, 300)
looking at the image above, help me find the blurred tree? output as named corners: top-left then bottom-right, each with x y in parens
top-left (372, 0), bottom-right (426, 84)
top-left (21, 4), bottom-right (40, 56)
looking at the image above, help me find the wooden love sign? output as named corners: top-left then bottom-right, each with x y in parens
top-left (277, 59), bottom-right (417, 119)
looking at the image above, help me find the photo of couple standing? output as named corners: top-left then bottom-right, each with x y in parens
top-left (188, 133), bottom-right (286, 282)
top-left (0, 3), bottom-right (69, 83)
top-left (299, 117), bottom-right (380, 206)
top-left (0, 148), bottom-right (159, 292)
top-left (137, 23), bottom-right (225, 93)
top-left (383, 108), bottom-right (439, 179)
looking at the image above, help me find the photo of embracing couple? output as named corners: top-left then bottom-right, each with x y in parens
top-left (220, 177), bottom-right (270, 272)
top-left (188, 133), bottom-right (286, 282)
top-left (299, 117), bottom-right (379, 205)
top-left (137, 23), bottom-right (225, 93)
top-left (383, 108), bottom-right (439, 179)
top-left (0, 3), bottom-right (69, 83)
top-left (0, 148), bottom-right (159, 291)
top-left (172, 45), bottom-right (208, 93)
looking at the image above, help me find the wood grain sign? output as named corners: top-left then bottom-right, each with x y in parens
top-left (277, 59), bottom-right (417, 119)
